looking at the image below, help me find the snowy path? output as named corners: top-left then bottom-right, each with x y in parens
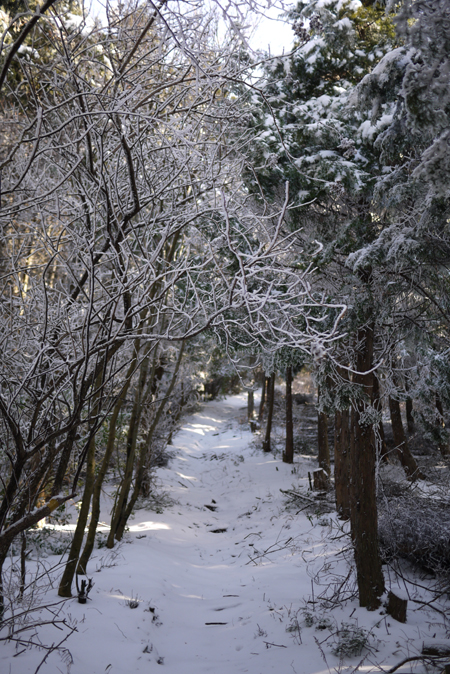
top-left (2, 394), bottom-right (447, 674)
top-left (98, 394), bottom-right (323, 674)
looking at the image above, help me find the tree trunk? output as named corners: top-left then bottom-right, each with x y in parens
top-left (58, 368), bottom-right (105, 597)
top-left (350, 324), bottom-right (385, 610)
top-left (389, 397), bottom-right (425, 480)
top-left (58, 434), bottom-right (96, 597)
top-left (258, 376), bottom-right (267, 422)
top-left (51, 425), bottom-right (79, 496)
top-left (334, 408), bottom-right (350, 519)
top-left (106, 350), bottom-right (153, 548)
top-left (113, 342), bottom-right (185, 543)
top-left (406, 397), bottom-right (414, 435)
top-left (247, 390), bottom-right (254, 420)
top-left (262, 372), bottom-right (275, 453)
top-left (0, 552), bottom-right (6, 618)
top-left (78, 377), bottom-right (133, 575)
top-left (283, 365), bottom-right (294, 464)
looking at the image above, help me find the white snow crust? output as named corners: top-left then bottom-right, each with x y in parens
top-left (1, 394), bottom-right (448, 673)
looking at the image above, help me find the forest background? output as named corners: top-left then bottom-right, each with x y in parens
top-left (0, 0), bottom-right (450, 665)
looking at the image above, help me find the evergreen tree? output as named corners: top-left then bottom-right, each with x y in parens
top-left (248, 0), bottom-right (399, 609)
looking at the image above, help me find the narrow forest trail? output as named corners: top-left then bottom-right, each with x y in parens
top-left (100, 393), bottom-right (328, 674)
top-left (3, 394), bottom-right (446, 674)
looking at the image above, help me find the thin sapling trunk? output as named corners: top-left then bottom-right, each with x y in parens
top-left (262, 373), bottom-right (275, 453)
top-left (283, 365), bottom-right (294, 464)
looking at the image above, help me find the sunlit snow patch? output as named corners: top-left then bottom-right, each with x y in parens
top-left (128, 521), bottom-right (171, 532)
top-left (176, 472), bottom-right (198, 482)
top-left (180, 423), bottom-right (217, 435)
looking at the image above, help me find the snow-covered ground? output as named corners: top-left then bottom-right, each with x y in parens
top-left (2, 394), bottom-right (449, 673)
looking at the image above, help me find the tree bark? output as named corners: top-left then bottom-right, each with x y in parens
top-left (58, 368), bottom-right (105, 597)
top-left (106, 350), bottom-right (153, 548)
top-left (247, 390), bottom-right (254, 420)
top-left (262, 373), bottom-right (275, 453)
top-left (113, 343), bottom-right (185, 542)
top-left (78, 376), bottom-right (133, 574)
top-left (58, 434), bottom-right (96, 597)
top-left (350, 324), bottom-right (385, 610)
top-left (258, 376), bottom-right (267, 422)
top-left (406, 397), bottom-right (415, 434)
top-left (334, 408), bottom-right (350, 519)
top-left (388, 397), bottom-right (425, 480)
top-left (283, 365), bottom-right (294, 464)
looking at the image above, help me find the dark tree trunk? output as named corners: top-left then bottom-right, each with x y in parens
top-left (52, 425), bottom-right (79, 497)
top-left (350, 324), bottom-right (385, 610)
top-left (58, 435), bottom-right (96, 597)
top-left (334, 408), bottom-right (350, 519)
top-left (283, 366), bottom-right (294, 464)
top-left (20, 531), bottom-right (26, 598)
top-left (406, 397), bottom-right (415, 435)
top-left (258, 376), bottom-right (267, 422)
top-left (247, 390), bottom-right (254, 420)
top-left (106, 349), bottom-right (154, 548)
top-left (77, 378), bottom-right (133, 575)
top-left (389, 397), bottom-right (425, 479)
top-left (262, 373), bottom-right (275, 453)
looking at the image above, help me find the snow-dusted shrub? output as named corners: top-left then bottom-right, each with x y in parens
top-left (331, 622), bottom-right (370, 657)
top-left (378, 495), bottom-right (450, 577)
top-left (0, 560), bottom-right (76, 667)
top-left (150, 445), bottom-right (175, 469)
top-left (22, 528), bottom-right (72, 559)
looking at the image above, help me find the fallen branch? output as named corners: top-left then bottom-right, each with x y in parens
top-left (280, 488), bottom-right (329, 504)
top-left (388, 654), bottom-right (449, 673)
top-left (0, 493), bottom-right (76, 549)
top-left (246, 537), bottom-right (294, 565)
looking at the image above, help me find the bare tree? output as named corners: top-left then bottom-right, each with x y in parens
top-left (0, 0), bottom-right (345, 603)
